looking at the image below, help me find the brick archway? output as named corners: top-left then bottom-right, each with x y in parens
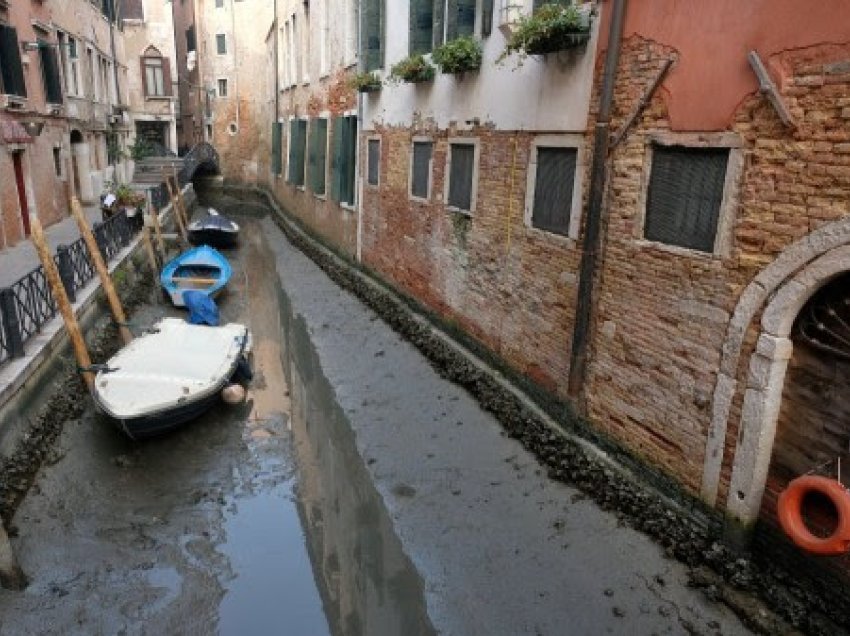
top-left (700, 217), bottom-right (850, 528)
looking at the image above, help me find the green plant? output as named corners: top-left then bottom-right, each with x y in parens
top-left (432, 36), bottom-right (483, 75)
top-left (129, 137), bottom-right (154, 161)
top-left (389, 54), bottom-right (436, 84)
top-left (349, 71), bottom-right (383, 92)
top-left (499, 3), bottom-right (591, 64)
top-left (114, 183), bottom-right (146, 207)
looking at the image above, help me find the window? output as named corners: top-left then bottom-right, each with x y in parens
top-left (287, 118), bottom-right (307, 186)
top-left (215, 0), bottom-right (224, 7)
top-left (271, 121), bottom-right (282, 175)
top-left (644, 145), bottom-right (730, 253)
top-left (360, 0), bottom-right (384, 71)
top-left (367, 138), bottom-right (380, 186)
top-left (217, 78), bottom-right (228, 97)
top-left (308, 118), bottom-right (328, 195)
top-left (0, 25), bottom-right (27, 98)
top-left (446, 141), bottom-right (478, 212)
top-left (410, 0), bottom-right (476, 54)
top-left (53, 147), bottom-right (63, 178)
top-left (141, 51), bottom-right (170, 97)
top-left (38, 41), bottom-right (63, 104)
top-left (216, 34), bottom-right (227, 55)
top-left (67, 37), bottom-right (80, 95)
top-left (530, 147), bottom-right (577, 236)
top-left (185, 26), bottom-right (196, 52)
top-left (410, 140), bottom-right (432, 200)
top-left (331, 115), bottom-right (357, 204)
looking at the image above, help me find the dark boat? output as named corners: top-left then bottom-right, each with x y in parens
top-left (187, 208), bottom-right (240, 248)
top-left (160, 245), bottom-right (232, 307)
top-left (92, 318), bottom-right (252, 440)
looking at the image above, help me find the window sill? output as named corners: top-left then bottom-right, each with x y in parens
top-left (340, 202), bottom-right (356, 212)
top-left (634, 238), bottom-right (720, 260)
top-left (527, 224), bottom-right (577, 247)
top-left (446, 206), bottom-right (472, 218)
top-left (313, 192), bottom-right (327, 201)
top-left (409, 194), bottom-right (430, 204)
top-left (145, 95), bottom-right (173, 101)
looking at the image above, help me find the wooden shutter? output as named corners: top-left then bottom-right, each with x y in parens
top-left (295, 120), bottom-right (307, 186)
top-left (455, 0), bottom-right (476, 39)
top-left (40, 45), bottom-right (63, 104)
top-left (361, 0), bottom-right (384, 72)
top-left (342, 116), bottom-right (357, 204)
top-left (432, 0), bottom-right (445, 49)
top-left (531, 147), bottom-right (576, 236)
top-left (162, 58), bottom-right (172, 96)
top-left (410, 0), bottom-right (434, 55)
top-left (645, 146), bottom-right (729, 252)
top-left (287, 119), bottom-right (298, 183)
top-left (314, 119), bottom-right (327, 195)
top-left (448, 143), bottom-right (475, 211)
top-left (330, 117), bottom-right (343, 202)
top-left (140, 57), bottom-right (149, 97)
top-left (481, 0), bottom-right (494, 36)
top-left (271, 122), bottom-right (282, 175)
top-left (0, 26), bottom-right (27, 98)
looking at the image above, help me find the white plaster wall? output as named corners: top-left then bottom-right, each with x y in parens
top-left (365, 2), bottom-right (600, 132)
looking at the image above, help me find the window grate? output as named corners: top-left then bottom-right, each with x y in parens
top-left (411, 141), bottom-right (432, 199)
top-left (367, 139), bottom-right (380, 186)
top-left (448, 143), bottom-right (474, 211)
top-left (532, 147), bottom-right (576, 236)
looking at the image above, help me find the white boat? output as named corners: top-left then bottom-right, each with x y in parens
top-left (92, 318), bottom-right (252, 440)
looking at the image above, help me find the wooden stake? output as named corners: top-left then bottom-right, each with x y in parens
top-left (70, 198), bottom-right (133, 345)
top-left (141, 226), bottom-right (159, 280)
top-left (172, 165), bottom-right (191, 227)
top-left (163, 171), bottom-right (188, 242)
top-left (0, 521), bottom-right (26, 591)
top-left (149, 199), bottom-right (165, 257)
top-left (29, 216), bottom-right (94, 391)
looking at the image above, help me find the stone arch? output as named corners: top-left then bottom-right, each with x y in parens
top-left (143, 45), bottom-right (162, 57)
top-left (701, 217), bottom-right (850, 510)
top-left (699, 221), bottom-right (850, 529)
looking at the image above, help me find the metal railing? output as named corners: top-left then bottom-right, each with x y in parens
top-left (0, 210), bottom-right (139, 366)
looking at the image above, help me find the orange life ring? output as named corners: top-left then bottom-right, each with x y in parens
top-left (777, 475), bottom-right (850, 556)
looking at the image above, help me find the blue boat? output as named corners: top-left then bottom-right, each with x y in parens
top-left (160, 245), bottom-right (232, 307)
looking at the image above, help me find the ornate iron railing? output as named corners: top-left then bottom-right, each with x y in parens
top-left (0, 209), bottom-right (139, 366)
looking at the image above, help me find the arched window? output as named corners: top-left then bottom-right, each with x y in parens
top-left (141, 46), bottom-right (171, 97)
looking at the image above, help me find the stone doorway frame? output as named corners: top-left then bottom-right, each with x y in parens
top-left (701, 218), bottom-right (850, 529)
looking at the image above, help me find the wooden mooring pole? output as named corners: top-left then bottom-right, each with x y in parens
top-left (172, 166), bottom-right (191, 227)
top-left (29, 216), bottom-right (94, 391)
top-left (149, 199), bottom-right (166, 257)
top-left (69, 198), bottom-right (132, 345)
top-left (163, 170), bottom-right (188, 243)
top-left (141, 226), bottom-right (159, 282)
top-left (0, 521), bottom-right (26, 590)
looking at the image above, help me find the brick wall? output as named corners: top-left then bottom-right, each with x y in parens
top-left (360, 122), bottom-right (585, 394)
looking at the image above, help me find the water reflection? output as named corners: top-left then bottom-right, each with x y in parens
top-left (278, 263), bottom-right (435, 636)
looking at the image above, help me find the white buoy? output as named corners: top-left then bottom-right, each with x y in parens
top-left (221, 383), bottom-right (246, 405)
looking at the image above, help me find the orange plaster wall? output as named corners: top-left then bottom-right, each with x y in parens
top-left (598, 0), bottom-right (850, 131)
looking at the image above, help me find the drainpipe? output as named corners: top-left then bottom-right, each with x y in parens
top-left (355, 0), bottom-right (364, 263)
top-left (107, 0), bottom-right (121, 178)
top-left (567, 0), bottom-right (627, 399)
top-left (274, 0), bottom-right (279, 122)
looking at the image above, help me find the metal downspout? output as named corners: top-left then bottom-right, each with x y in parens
top-left (566, 0), bottom-right (627, 399)
top-left (355, 0), bottom-right (364, 263)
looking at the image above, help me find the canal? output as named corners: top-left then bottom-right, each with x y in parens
top-left (0, 191), bottom-right (751, 635)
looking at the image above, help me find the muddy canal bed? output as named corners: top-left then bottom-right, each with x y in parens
top-left (0, 199), bottom-right (751, 635)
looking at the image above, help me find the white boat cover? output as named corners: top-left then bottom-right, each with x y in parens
top-left (94, 318), bottom-right (249, 419)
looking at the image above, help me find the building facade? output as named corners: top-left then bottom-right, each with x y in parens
top-left (120, 0), bottom-right (178, 156)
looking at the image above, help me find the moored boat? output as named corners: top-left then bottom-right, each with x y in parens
top-left (160, 245), bottom-right (232, 307)
top-left (92, 318), bottom-right (252, 440)
top-left (187, 208), bottom-right (240, 248)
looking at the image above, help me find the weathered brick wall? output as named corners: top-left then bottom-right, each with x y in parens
top-left (360, 122), bottom-right (585, 394)
top-left (587, 37), bottom-right (850, 505)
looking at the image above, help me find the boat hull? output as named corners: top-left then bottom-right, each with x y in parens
top-left (160, 245), bottom-right (232, 307)
top-left (188, 228), bottom-right (239, 249)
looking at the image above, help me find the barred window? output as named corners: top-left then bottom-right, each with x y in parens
top-left (447, 142), bottom-right (476, 212)
top-left (367, 139), bottom-right (380, 186)
top-left (531, 147), bottom-right (577, 236)
top-left (410, 141), bottom-right (432, 200)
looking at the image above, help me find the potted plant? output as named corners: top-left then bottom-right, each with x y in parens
top-left (389, 54), bottom-right (436, 84)
top-left (432, 36), bottom-right (483, 75)
top-left (499, 3), bottom-right (591, 63)
top-left (349, 71), bottom-right (383, 93)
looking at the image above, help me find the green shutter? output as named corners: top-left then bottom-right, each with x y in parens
top-left (481, 0), bottom-right (494, 36)
top-left (296, 120), bottom-right (307, 187)
top-left (362, 0), bottom-right (385, 71)
top-left (432, 0), bottom-right (445, 49)
top-left (309, 119), bottom-right (327, 195)
top-left (410, 0), bottom-right (434, 55)
top-left (307, 119), bottom-right (317, 190)
top-left (456, 0), bottom-right (476, 38)
top-left (330, 117), bottom-right (343, 202)
top-left (342, 116), bottom-right (358, 205)
top-left (271, 121), bottom-right (282, 175)
top-left (287, 119), bottom-right (298, 182)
